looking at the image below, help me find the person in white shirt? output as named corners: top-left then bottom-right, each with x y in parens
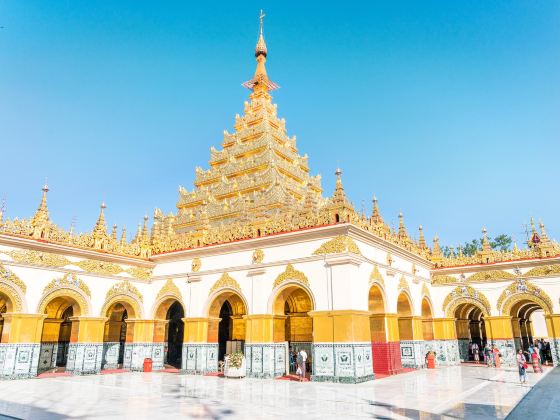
top-left (297, 348), bottom-right (308, 381)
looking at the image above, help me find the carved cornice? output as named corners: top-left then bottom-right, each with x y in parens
top-left (398, 276), bottom-right (410, 294)
top-left (209, 272), bottom-right (241, 295)
top-left (75, 259), bottom-right (123, 276)
top-left (156, 279), bottom-right (182, 302)
top-left (524, 264), bottom-right (560, 278)
top-left (431, 274), bottom-right (458, 286)
top-left (10, 250), bottom-right (69, 268)
top-left (313, 235), bottom-right (361, 256)
top-left (369, 265), bottom-right (384, 287)
top-left (273, 264), bottom-right (309, 288)
top-left (43, 273), bottom-right (91, 297)
top-left (0, 262), bottom-right (27, 292)
top-left (466, 270), bottom-right (515, 283)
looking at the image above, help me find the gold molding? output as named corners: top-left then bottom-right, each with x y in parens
top-left (100, 294), bottom-right (143, 318)
top-left (156, 279), bottom-right (182, 302)
top-left (273, 264), bottom-right (309, 288)
top-left (252, 249), bottom-right (264, 264)
top-left (209, 272), bottom-right (241, 295)
top-left (0, 262), bottom-right (27, 293)
top-left (312, 235), bottom-right (362, 256)
top-left (443, 285), bottom-right (491, 317)
top-left (43, 273), bottom-right (91, 297)
top-left (10, 250), bottom-right (70, 268)
top-left (398, 275), bottom-right (410, 293)
top-left (497, 279), bottom-right (553, 315)
top-left (466, 270), bottom-right (515, 283)
top-left (431, 274), bottom-right (458, 285)
top-left (524, 265), bottom-right (560, 278)
top-left (37, 287), bottom-right (89, 316)
top-left (106, 280), bottom-right (143, 303)
top-left (369, 265), bottom-right (384, 287)
top-left (0, 282), bottom-right (23, 311)
top-left (192, 258), bottom-right (201, 272)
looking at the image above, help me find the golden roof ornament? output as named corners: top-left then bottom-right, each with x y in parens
top-left (397, 212), bottom-right (408, 241)
top-left (92, 202), bottom-right (109, 250)
top-left (418, 225), bottom-right (427, 249)
top-left (31, 183), bottom-right (51, 239)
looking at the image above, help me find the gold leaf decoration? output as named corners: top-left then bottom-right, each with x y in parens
top-left (43, 272), bottom-right (91, 297)
top-left (75, 260), bottom-right (123, 276)
top-left (209, 272), bottom-right (240, 294)
top-left (398, 276), bottom-right (410, 293)
top-left (106, 280), bottom-right (143, 303)
top-left (9, 250), bottom-right (70, 268)
top-left (192, 258), bottom-right (201, 272)
top-left (369, 265), bottom-right (384, 287)
top-left (524, 265), bottom-right (560, 278)
top-left (443, 285), bottom-right (491, 316)
top-left (431, 274), bottom-right (459, 285)
top-left (273, 264), bottom-right (310, 288)
top-left (156, 279), bottom-right (182, 301)
top-left (421, 283), bottom-right (431, 298)
top-left (497, 279), bottom-right (553, 314)
top-left (466, 270), bottom-right (515, 283)
top-left (312, 235), bottom-right (361, 256)
top-left (252, 249), bottom-right (264, 264)
top-left (0, 262), bottom-right (27, 292)
top-left (0, 282), bottom-right (23, 311)
top-left (126, 267), bottom-right (152, 280)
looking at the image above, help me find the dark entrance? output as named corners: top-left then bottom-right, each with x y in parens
top-left (218, 301), bottom-right (233, 362)
top-left (166, 301), bottom-right (184, 368)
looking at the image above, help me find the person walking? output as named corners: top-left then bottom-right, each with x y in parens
top-left (289, 348), bottom-right (296, 373)
top-left (297, 348), bottom-right (308, 382)
top-left (485, 344), bottom-right (493, 367)
top-left (531, 346), bottom-right (542, 373)
top-left (472, 342), bottom-right (479, 363)
top-left (492, 345), bottom-right (501, 368)
top-left (517, 349), bottom-right (528, 384)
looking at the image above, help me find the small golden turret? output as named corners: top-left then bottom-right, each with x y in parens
top-left (418, 225), bottom-right (427, 249)
top-left (120, 225), bottom-right (127, 246)
top-left (31, 183), bottom-right (51, 239)
top-left (397, 212), bottom-right (408, 241)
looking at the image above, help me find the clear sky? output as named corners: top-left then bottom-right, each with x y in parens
top-left (0, 1), bottom-right (558, 247)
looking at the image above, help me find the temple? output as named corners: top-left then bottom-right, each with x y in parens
top-left (0, 13), bottom-right (559, 382)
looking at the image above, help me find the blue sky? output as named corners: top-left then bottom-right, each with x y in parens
top-left (0, 1), bottom-right (558, 247)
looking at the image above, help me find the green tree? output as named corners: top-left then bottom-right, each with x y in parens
top-left (443, 234), bottom-right (512, 257)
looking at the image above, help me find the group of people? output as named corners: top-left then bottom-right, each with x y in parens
top-left (516, 344), bottom-right (545, 383)
top-left (289, 347), bottom-right (308, 381)
top-left (467, 342), bottom-right (502, 367)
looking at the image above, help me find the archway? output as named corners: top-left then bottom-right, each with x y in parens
top-left (508, 299), bottom-right (543, 353)
top-left (453, 303), bottom-right (487, 362)
top-left (208, 291), bottom-right (247, 363)
top-left (421, 297), bottom-right (434, 341)
top-left (38, 295), bottom-right (83, 373)
top-left (153, 298), bottom-right (185, 369)
top-left (272, 284), bottom-right (313, 375)
top-left (103, 301), bottom-right (136, 369)
top-left (397, 292), bottom-right (413, 340)
top-left (0, 291), bottom-right (13, 342)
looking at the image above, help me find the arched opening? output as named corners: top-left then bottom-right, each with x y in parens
top-left (208, 291), bottom-right (246, 364)
top-left (509, 299), bottom-right (543, 353)
top-left (39, 295), bottom-right (82, 373)
top-left (454, 303), bottom-right (487, 362)
top-left (273, 285), bottom-right (313, 376)
top-left (421, 298), bottom-right (434, 341)
top-left (103, 302), bottom-right (132, 369)
top-left (0, 290), bottom-right (16, 343)
top-left (396, 292), bottom-right (413, 340)
top-left (165, 301), bottom-right (184, 368)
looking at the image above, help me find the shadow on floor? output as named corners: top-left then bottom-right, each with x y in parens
top-left (506, 367), bottom-right (560, 419)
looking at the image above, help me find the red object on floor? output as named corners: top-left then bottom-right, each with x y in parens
top-left (427, 353), bottom-right (436, 369)
top-left (143, 358), bottom-right (153, 372)
top-left (204, 372), bottom-right (224, 377)
top-left (37, 371), bottom-right (72, 378)
top-left (159, 368), bottom-right (180, 373)
top-left (372, 341), bottom-right (403, 375)
top-left (275, 374), bottom-right (310, 381)
top-left (101, 369), bottom-right (128, 375)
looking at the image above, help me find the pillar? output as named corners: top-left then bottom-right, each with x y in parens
top-left (310, 310), bottom-right (373, 383)
top-left (37, 318), bottom-right (64, 372)
top-left (424, 318), bottom-right (460, 366)
top-left (122, 319), bottom-right (166, 371)
top-left (398, 315), bottom-right (425, 369)
top-left (0, 313), bottom-right (45, 378)
top-left (544, 314), bottom-right (560, 366)
top-left (102, 319), bottom-right (125, 370)
top-left (511, 317), bottom-right (522, 351)
top-left (370, 313), bottom-right (401, 375)
top-left (455, 318), bottom-right (471, 361)
top-left (485, 316), bottom-right (516, 367)
top-left (243, 314), bottom-right (287, 378)
top-left (181, 317), bottom-right (219, 374)
top-left (66, 317), bottom-right (106, 375)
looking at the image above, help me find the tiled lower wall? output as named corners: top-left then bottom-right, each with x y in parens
top-left (312, 342), bottom-right (374, 383)
top-left (66, 343), bottom-right (104, 375)
top-left (123, 343), bottom-right (165, 371)
top-left (245, 343), bottom-right (287, 378)
top-left (423, 340), bottom-right (460, 366)
top-left (0, 343), bottom-right (41, 378)
top-left (400, 340), bottom-right (425, 368)
top-left (181, 343), bottom-right (218, 374)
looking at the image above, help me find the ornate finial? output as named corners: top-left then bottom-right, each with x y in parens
top-left (92, 201), bottom-right (109, 248)
top-left (481, 227), bottom-right (491, 251)
top-left (529, 217), bottom-right (541, 247)
top-left (458, 245), bottom-right (463, 258)
top-left (111, 224), bottom-right (118, 240)
top-left (418, 225), bottom-right (427, 249)
top-left (432, 235), bottom-right (442, 256)
top-left (539, 220), bottom-right (550, 243)
top-left (370, 194), bottom-right (383, 225)
top-left (31, 182), bottom-right (52, 239)
top-left (397, 212), bottom-right (408, 240)
top-left (120, 225), bottom-right (127, 245)
top-left (242, 10), bottom-right (278, 91)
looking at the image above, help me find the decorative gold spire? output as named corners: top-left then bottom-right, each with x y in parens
top-left (370, 195), bottom-right (383, 225)
top-left (141, 214), bottom-right (149, 243)
top-left (397, 212), bottom-right (408, 241)
top-left (120, 225), bottom-right (127, 246)
top-left (539, 220), bottom-right (550, 244)
top-left (529, 217), bottom-right (541, 247)
top-left (31, 183), bottom-right (51, 239)
top-left (242, 10), bottom-right (279, 92)
top-left (111, 224), bottom-right (118, 241)
top-left (432, 235), bottom-right (442, 261)
top-left (481, 228), bottom-right (491, 252)
top-left (418, 225), bottom-right (427, 249)
top-left (92, 202), bottom-right (109, 250)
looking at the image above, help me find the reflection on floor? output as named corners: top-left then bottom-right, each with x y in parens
top-left (0, 365), bottom-right (550, 419)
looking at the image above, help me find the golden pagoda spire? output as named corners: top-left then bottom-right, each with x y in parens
top-left (141, 214), bottom-right (149, 243)
top-left (370, 195), bottom-right (383, 225)
top-left (458, 245), bottom-right (463, 258)
top-left (481, 227), bottom-right (491, 252)
top-left (120, 225), bottom-right (127, 246)
top-left (242, 10), bottom-right (278, 92)
top-left (111, 224), bottom-right (118, 241)
top-left (431, 235), bottom-right (443, 264)
top-left (92, 202), bottom-right (110, 249)
top-left (31, 182), bottom-right (52, 239)
top-left (539, 220), bottom-right (550, 243)
top-left (397, 212), bottom-right (408, 240)
top-left (418, 225), bottom-right (427, 249)
top-left (528, 216), bottom-right (541, 247)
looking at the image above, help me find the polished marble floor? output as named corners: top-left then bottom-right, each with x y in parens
top-left (0, 365), bottom-right (550, 419)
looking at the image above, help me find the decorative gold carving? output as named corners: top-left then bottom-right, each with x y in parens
top-left (386, 253), bottom-right (393, 266)
top-left (431, 274), bottom-right (459, 285)
top-left (192, 258), bottom-right (201, 272)
top-left (421, 283), bottom-right (431, 298)
top-left (524, 265), bottom-right (560, 278)
top-left (126, 267), bottom-right (152, 280)
top-left (398, 276), bottom-right (410, 293)
top-left (273, 264), bottom-right (309, 288)
top-left (497, 279), bottom-right (553, 314)
top-left (156, 279), bottom-right (182, 302)
top-left (443, 285), bottom-right (491, 317)
top-left (37, 288), bottom-right (89, 316)
top-left (106, 280), bottom-right (143, 303)
top-left (43, 273), bottom-right (91, 297)
top-left (9, 250), bottom-right (70, 268)
top-left (209, 272), bottom-right (241, 294)
top-left (369, 265), bottom-right (384, 287)
top-left (466, 270), bottom-right (515, 283)
top-left (312, 235), bottom-right (361, 256)
top-left (75, 260), bottom-right (123, 276)
top-left (0, 282), bottom-right (23, 311)
top-left (100, 294), bottom-right (142, 319)
top-left (252, 249), bottom-right (264, 264)
top-left (0, 262), bottom-right (27, 292)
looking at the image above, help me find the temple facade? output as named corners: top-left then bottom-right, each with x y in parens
top-left (0, 15), bottom-right (559, 382)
